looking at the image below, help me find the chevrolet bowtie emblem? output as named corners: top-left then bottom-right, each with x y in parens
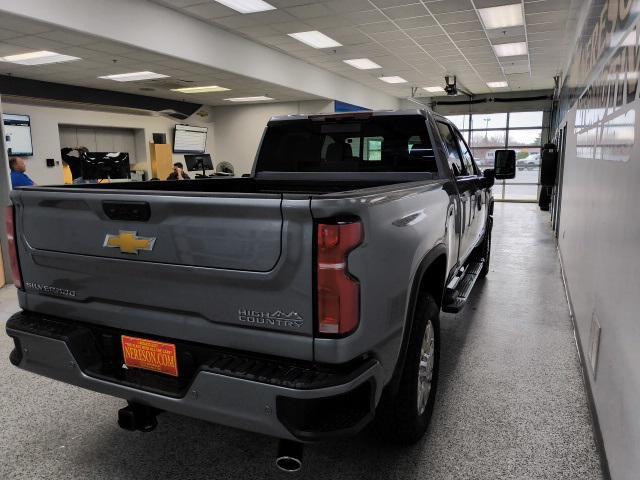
top-left (103, 231), bottom-right (156, 254)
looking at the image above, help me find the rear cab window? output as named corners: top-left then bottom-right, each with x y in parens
top-left (257, 116), bottom-right (439, 173)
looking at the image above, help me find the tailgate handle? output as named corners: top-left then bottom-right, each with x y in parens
top-left (103, 201), bottom-right (151, 222)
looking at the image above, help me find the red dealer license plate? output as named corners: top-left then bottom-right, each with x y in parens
top-left (121, 335), bottom-right (179, 377)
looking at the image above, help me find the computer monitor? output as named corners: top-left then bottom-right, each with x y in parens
top-left (184, 154), bottom-right (213, 177)
top-left (3, 114), bottom-right (33, 156)
top-left (81, 152), bottom-right (130, 180)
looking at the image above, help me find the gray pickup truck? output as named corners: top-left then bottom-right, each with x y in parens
top-left (5, 110), bottom-right (501, 470)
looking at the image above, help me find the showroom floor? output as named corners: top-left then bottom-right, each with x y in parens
top-left (0, 203), bottom-right (603, 480)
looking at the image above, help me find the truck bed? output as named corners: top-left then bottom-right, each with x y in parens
top-left (45, 174), bottom-right (434, 196)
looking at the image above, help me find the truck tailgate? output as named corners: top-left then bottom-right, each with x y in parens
top-left (20, 192), bottom-right (282, 271)
top-left (12, 189), bottom-right (315, 360)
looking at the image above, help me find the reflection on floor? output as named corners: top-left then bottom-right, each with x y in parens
top-left (0, 203), bottom-right (602, 479)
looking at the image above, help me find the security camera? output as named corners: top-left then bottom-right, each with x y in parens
top-left (444, 75), bottom-right (458, 96)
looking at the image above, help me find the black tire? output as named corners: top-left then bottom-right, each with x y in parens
top-left (478, 216), bottom-right (493, 278)
top-left (374, 293), bottom-right (440, 444)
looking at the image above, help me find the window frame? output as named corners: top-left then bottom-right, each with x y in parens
top-left (445, 110), bottom-right (546, 201)
top-left (454, 129), bottom-right (479, 176)
top-left (435, 120), bottom-right (467, 177)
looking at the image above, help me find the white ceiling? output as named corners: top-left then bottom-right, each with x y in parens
top-left (0, 0), bottom-right (581, 107)
top-left (0, 12), bottom-right (322, 105)
top-left (152, 0), bottom-right (582, 97)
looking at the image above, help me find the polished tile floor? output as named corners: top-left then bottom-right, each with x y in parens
top-left (0, 203), bottom-right (602, 479)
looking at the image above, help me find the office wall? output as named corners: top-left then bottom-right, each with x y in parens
top-left (1, 99), bottom-right (214, 185)
top-left (208, 100), bottom-right (334, 175)
top-left (555, 1), bottom-right (640, 478)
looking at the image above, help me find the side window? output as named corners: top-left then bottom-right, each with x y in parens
top-left (364, 137), bottom-right (383, 161)
top-left (455, 130), bottom-right (477, 175)
top-left (436, 121), bottom-right (465, 176)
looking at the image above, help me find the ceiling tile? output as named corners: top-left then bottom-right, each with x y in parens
top-left (37, 30), bottom-right (98, 46)
top-left (424, 0), bottom-right (474, 15)
top-left (395, 16), bottom-right (437, 29)
top-left (183, 2), bottom-right (234, 19)
top-left (382, 4), bottom-right (430, 20)
top-left (357, 21), bottom-right (399, 34)
top-left (286, 3), bottom-right (333, 19)
top-left (343, 10), bottom-right (388, 25)
top-left (305, 15), bottom-right (353, 29)
top-left (434, 10), bottom-right (479, 25)
top-left (325, 0), bottom-right (374, 14)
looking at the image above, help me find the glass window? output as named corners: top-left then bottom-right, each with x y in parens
top-left (258, 116), bottom-right (438, 172)
top-left (474, 113), bottom-right (507, 129)
top-left (508, 147), bottom-right (541, 184)
top-left (508, 128), bottom-right (543, 146)
top-left (455, 131), bottom-right (476, 175)
top-left (504, 184), bottom-right (539, 200)
top-left (437, 110), bottom-right (546, 201)
top-left (509, 111), bottom-right (543, 128)
top-left (436, 121), bottom-right (464, 176)
top-left (446, 114), bottom-right (471, 130)
top-left (365, 138), bottom-right (382, 161)
top-left (470, 147), bottom-right (497, 169)
top-left (471, 129), bottom-right (506, 148)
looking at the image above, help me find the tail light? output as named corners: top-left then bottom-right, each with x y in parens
top-left (5, 205), bottom-right (23, 289)
top-left (316, 221), bottom-right (363, 336)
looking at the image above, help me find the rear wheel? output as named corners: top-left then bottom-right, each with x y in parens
top-left (375, 293), bottom-right (440, 444)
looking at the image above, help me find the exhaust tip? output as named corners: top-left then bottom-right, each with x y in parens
top-left (276, 455), bottom-right (302, 473)
top-left (276, 440), bottom-right (303, 473)
top-left (118, 403), bottom-right (161, 432)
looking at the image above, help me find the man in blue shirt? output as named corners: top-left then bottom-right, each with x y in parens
top-left (9, 156), bottom-right (35, 188)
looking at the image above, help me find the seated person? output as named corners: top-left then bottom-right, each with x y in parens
top-left (9, 156), bottom-right (35, 188)
top-left (61, 147), bottom-right (89, 184)
top-left (166, 162), bottom-right (190, 180)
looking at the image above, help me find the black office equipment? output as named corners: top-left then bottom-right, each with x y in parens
top-left (46, 158), bottom-right (55, 167)
top-left (81, 152), bottom-right (130, 180)
top-left (540, 143), bottom-right (558, 186)
top-left (152, 133), bottom-right (166, 144)
top-left (539, 143), bottom-right (558, 211)
top-left (184, 153), bottom-right (213, 177)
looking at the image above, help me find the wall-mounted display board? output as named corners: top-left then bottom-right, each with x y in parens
top-left (173, 124), bottom-right (207, 153)
top-left (3, 114), bottom-right (33, 156)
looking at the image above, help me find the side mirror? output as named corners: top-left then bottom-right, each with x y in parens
top-left (494, 149), bottom-right (516, 179)
top-left (481, 168), bottom-right (495, 188)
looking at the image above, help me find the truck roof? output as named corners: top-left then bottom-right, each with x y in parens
top-left (268, 109), bottom-right (430, 123)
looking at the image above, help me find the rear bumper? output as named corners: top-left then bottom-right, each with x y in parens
top-left (6, 311), bottom-right (382, 441)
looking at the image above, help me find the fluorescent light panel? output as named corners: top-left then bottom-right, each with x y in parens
top-left (213, 0), bottom-right (275, 13)
top-left (423, 86), bottom-right (445, 93)
top-left (171, 85), bottom-right (230, 93)
top-left (288, 31), bottom-right (342, 49)
top-left (0, 50), bottom-right (80, 65)
top-left (487, 81), bottom-right (508, 88)
top-left (99, 71), bottom-right (169, 82)
top-left (379, 76), bottom-right (407, 84)
top-left (478, 4), bottom-right (524, 29)
top-left (225, 96), bottom-right (274, 102)
top-left (493, 41), bottom-right (528, 57)
top-left (343, 58), bottom-right (382, 70)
